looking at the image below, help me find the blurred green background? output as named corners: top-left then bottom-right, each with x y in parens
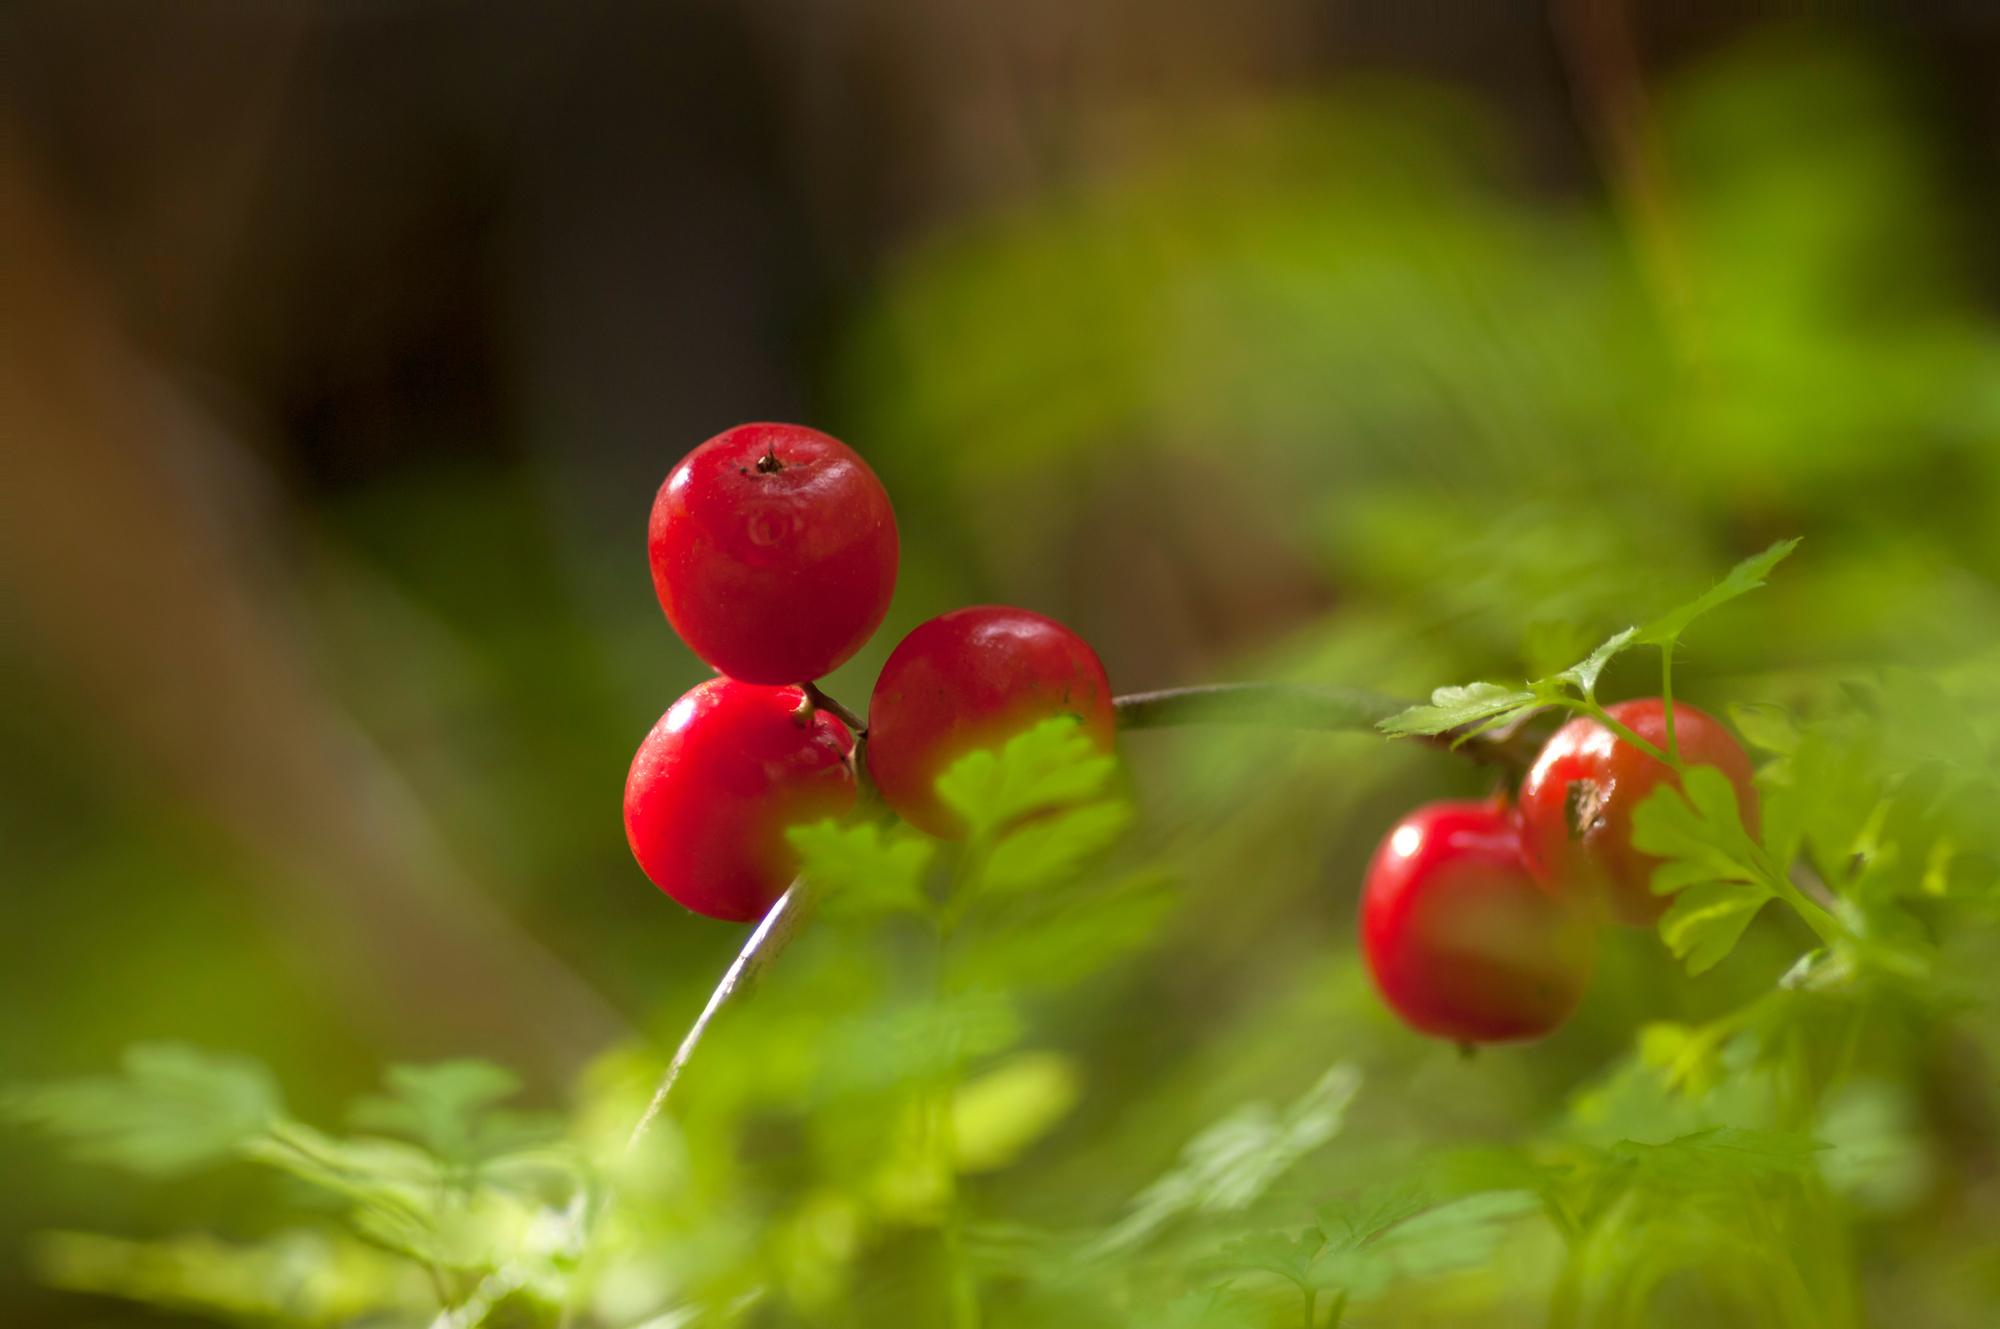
top-left (4, 3), bottom-right (2000, 1326)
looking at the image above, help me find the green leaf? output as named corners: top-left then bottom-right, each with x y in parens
top-left (787, 818), bottom-right (936, 918)
top-left (29, 1230), bottom-right (414, 1324)
top-left (934, 716), bottom-right (1119, 838)
top-left (1634, 538), bottom-right (1800, 645)
top-left (1378, 682), bottom-right (1539, 740)
top-left (1210, 1228), bottom-right (1323, 1288)
top-left (1657, 882), bottom-right (1775, 975)
top-left (1729, 702), bottom-right (1801, 755)
top-left (979, 800), bottom-right (1133, 895)
top-left (1095, 1063), bottom-right (1362, 1255)
top-left (1315, 1185), bottom-right (1432, 1250)
top-left (1609, 1127), bottom-right (1824, 1187)
top-left (3, 1045), bottom-right (281, 1176)
top-left (348, 1061), bottom-right (552, 1165)
top-left (951, 1052), bottom-right (1081, 1173)
top-left (1306, 1190), bottom-right (1540, 1296)
top-left (1631, 767), bottom-right (1776, 972)
top-left (1552, 626), bottom-right (1637, 698)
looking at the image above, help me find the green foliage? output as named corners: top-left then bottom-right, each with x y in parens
top-left (14, 29), bottom-right (2000, 1329)
top-left (1379, 539), bottom-right (1798, 743)
top-left (3, 1045), bottom-right (280, 1176)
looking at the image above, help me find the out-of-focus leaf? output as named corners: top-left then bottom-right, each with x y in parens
top-left (1729, 703), bottom-right (1801, 756)
top-left (348, 1060), bottom-right (554, 1165)
top-left (29, 1230), bottom-right (421, 1324)
top-left (1095, 1064), bottom-right (1362, 1255)
top-left (935, 717), bottom-right (1119, 838)
top-left (1657, 883), bottom-right (1776, 975)
top-left (979, 800), bottom-right (1133, 896)
top-left (1631, 767), bottom-right (1774, 972)
top-left (1609, 1127), bottom-right (1824, 1187)
top-left (789, 819), bottom-right (936, 919)
top-left (951, 1052), bottom-right (1081, 1174)
top-left (3, 1045), bottom-right (281, 1176)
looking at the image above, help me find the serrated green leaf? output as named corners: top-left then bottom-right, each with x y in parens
top-left (1630, 766), bottom-right (1763, 880)
top-left (1631, 768), bottom-right (1775, 972)
top-left (3, 1045), bottom-right (282, 1176)
top-left (1657, 882), bottom-right (1775, 974)
top-left (347, 1061), bottom-right (553, 1166)
top-left (1315, 1185), bottom-right (1432, 1251)
top-left (1307, 1190), bottom-right (1539, 1295)
top-left (1095, 1063), bottom-right (1362, 1255)
top-left (934, 716), bottom-right (1118, 838)
top-left (1211, 1229), bottom-right (1322, 1288)
top-left (1635, 538), bottom-right (1800, 645)
top-left (1378, 682), bottom-right (1539, 739)
top-left (979, 800), bottom-right (1133, 895)
top-left (1553, 626), bottom-right (1637, 698)
top-left (787, 818), bottom-right (936, 918)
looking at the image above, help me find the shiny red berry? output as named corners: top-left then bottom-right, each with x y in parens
top-left (1517, 698), bottom-right (1759, 927)
top-left (649, 422), bottom-right (899, 684)
top-left (624, 678), bottom-right (857, 921)
top-left (1360, 800), bottom-right (1595, 1044)
top-left (866, 605), bottom-right (1115, 838)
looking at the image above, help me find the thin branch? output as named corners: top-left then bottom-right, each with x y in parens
top-left (801, 680), bottom-right (867, 735)
top-left (1114, 682), bottom-right (1537, 770)
top-left (626, 878), bottom-right (816, 1152)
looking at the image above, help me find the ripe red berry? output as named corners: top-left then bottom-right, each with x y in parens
top-left (1360, 800), bottom-right (1595, 1044)
top-left (624, 678), bottom-right (857, 921)
top-left (1517, 698), bottom-right (1760, 927)
top-left (866, 605), bottom-right (1115, 838)
top-left (649, 423), bottom-right (898, 685)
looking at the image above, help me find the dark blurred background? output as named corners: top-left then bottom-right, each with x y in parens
top-left (7, 3), bottom-right (2000, 1325)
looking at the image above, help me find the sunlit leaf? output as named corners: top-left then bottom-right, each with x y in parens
top-left (789, 818), bottom-right (936, 919)
top-left (1552, 626), bottom-right (1637, 697)
top-left (979, 800), bottom-right (1133, 896)
top-left (935, 717), bottom-right (1119, 838)
top-left (1378, 682), bottom-right (1539, 739)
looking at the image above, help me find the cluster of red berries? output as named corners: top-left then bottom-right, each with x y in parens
top-left (624, 423), bottom-right (1115, 921)
top-left (1360, 699), bottom-right (1759, 1045)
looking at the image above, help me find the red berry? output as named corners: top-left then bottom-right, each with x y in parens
top-left (649, 423), bottom-right (898, 684)
top-left (1361, 800), bottom-right (1595, 1044)
top-left (1517, 698), bottom-right (1760, 927)
top-left (866, 605), bottom-right (1115, 838)
top-left (624, 678), bottom-right (857, 921)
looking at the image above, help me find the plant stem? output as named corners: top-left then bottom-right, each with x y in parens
top-left (1659, 645), bottom-right (1681, 764)
top-left (625, 878), bottom-right (815, 1152)
top-left (801, 680), bottom-right (867, 735)
top-left (1302, 1287), bottom-right (1318, 1328)
top-left (1770, 870), bottom-right (1843, 949)
top-left (1559, 696), bottom-right (1675, 768)
top-left (1113, 682), bottom-right (1536, 769)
